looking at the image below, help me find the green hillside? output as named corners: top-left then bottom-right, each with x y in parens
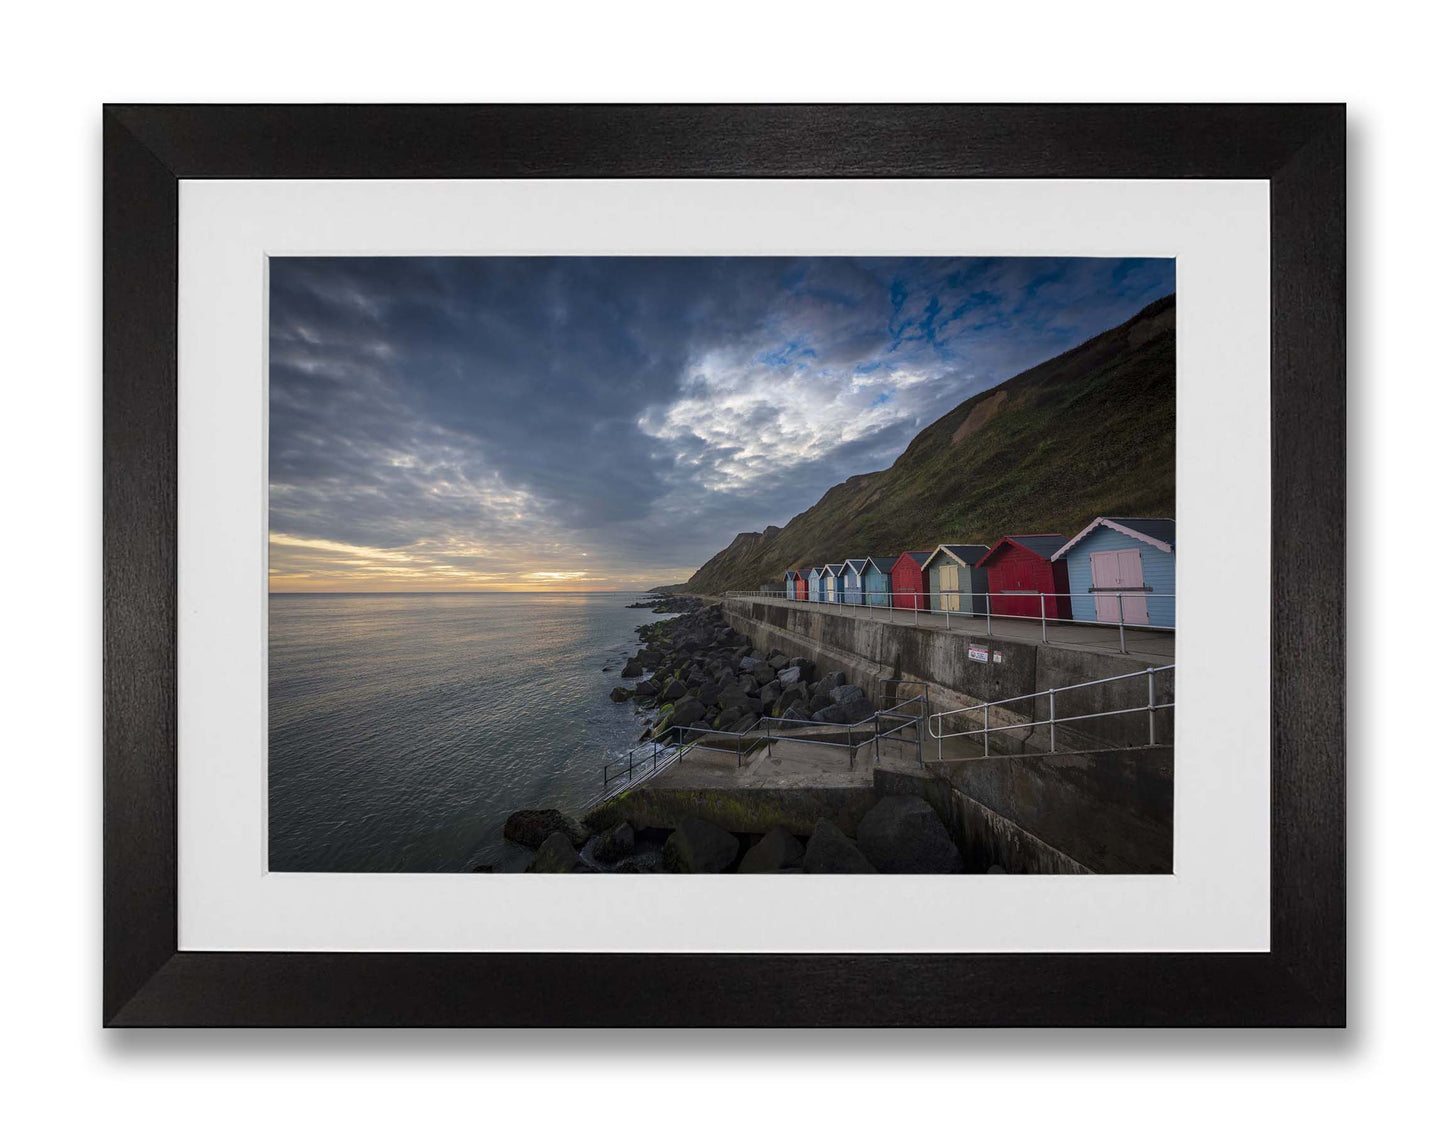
top-left (684, 294), bottom-right (1176, 593)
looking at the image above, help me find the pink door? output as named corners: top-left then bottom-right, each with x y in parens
top-left (1091, 549), bottom-right (1149, 624)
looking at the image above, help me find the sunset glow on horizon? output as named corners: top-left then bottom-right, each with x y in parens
top-left (268, 256), bottom-right (1175, 592)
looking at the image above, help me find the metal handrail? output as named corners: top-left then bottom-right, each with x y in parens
top-left (600, 677), bottom-right (937, 795)
top-left (723, 588), bottom-right (1174, 654)
top-left (926, 663), bottom-right (1174, 759)
top-left (598, 712), bottom-right (771, 800)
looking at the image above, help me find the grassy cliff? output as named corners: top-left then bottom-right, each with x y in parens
top-left (684, 294), bottom-right (1176, 593)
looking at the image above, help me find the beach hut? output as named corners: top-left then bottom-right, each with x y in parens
top-left (1052, 517), bottom-right (1175, 628)
top-left (921, 544), bottom-right (991, 615)
top-left (822, 564), bottom-right (846, 604)
top-left (860, 556), bottom-right (898, 606)
top-left (807, 565), bottom-right (827, 602)
top-left (791, 567), bottom-right (811, 602)
top-left (889, 551), bottom-right (932, 611)
top-left (783, 569), bottom-right (798, 599)
top-left (841, 559), bottom-right (868, 605)
top-left (976, 535), bottom-right (1073, 621)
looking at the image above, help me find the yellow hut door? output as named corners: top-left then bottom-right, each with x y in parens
top-left (939, 564), bottom-right (962, 612)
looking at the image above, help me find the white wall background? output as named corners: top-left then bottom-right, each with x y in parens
top-left (2, 1), bottom-right (1435, 1123)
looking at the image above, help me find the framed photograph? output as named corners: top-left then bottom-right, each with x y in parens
top-left (104, 104), bottom-right (1343, 1026)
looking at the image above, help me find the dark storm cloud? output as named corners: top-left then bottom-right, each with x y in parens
top-left (268, 256), bottom-right (1174, 589)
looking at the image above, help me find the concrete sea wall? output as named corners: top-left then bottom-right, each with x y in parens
top-left (876, 747), bottom-right (1174, 874)
top-left (722, 597), bottom-right (1173, 753)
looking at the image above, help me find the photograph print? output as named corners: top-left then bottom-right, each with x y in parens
top-left (268, 255), bottom-right (1176, 876)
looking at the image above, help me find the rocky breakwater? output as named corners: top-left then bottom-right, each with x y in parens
top-left (488, 797), bottom-right (961, 874)
top-left (623, 593), bottom-right (703, 614)
top-left (609, 600), bottom-right (877, 742)
top-left (484, 601), bottom-right (967, 875)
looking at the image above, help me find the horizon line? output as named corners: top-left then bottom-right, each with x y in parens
top-left (267, 588), bottom-right (678, 595)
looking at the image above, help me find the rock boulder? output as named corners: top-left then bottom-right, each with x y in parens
top-left (803, 819), bottom-right (876, 874)
top-left (593, 821), bottom-right (636, 865)
top-left (663, 817), bottom-right (740, 873)
top-left (668, 698), bottom-right (707, 729)
top-left (504, 809), bottom-right (588, 849)
top-left (738, 826), bottom-right (805, 873)
top-left (856, 796), bottom-right (962, 874)
top-left (525, 831), bottom-right (580, 873)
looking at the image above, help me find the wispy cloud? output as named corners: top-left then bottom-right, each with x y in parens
top-left (269, 256), bottom-right (1174, 590)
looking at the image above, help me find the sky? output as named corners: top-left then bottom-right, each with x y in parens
top-left (268, 256), bottom-right (1175, 591)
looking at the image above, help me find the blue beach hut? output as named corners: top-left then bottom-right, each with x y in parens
top-left (822, 564), bottom-right (846, 603)
top-left (841, 559), bottom-right (868, 605)
top-left (1052, 517), bottom-right (1176, 628)
top-left (807, 565), bottom-right (828, 602)
top-left (860, 556), bottom-right (898, 606)
top-left (783, 569), bottom-right (799, 599)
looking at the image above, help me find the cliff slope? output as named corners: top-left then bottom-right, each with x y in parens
top-left (684, 294), bottom-right (1176, 593)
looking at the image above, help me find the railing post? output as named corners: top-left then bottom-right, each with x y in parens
top-left (1148, 667), bottom-right (1157, 745)
top-left (1040, 593), bottom-right (1047, 644)
top-left (628, 748), bottom-right (634, 780)
top-left (1118, 593), bottom-right (1127, 654)
top-left (874, 712), bottom-right (881, 763)
top-left (1048, 688), bottom-right (1056, 753)
top-left (986, 591), bottom-right (992, 635)
top-left (983, 704), bottom-right (990, 757)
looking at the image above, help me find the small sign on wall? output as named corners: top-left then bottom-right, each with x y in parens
top-left (968, 644), bottom-right (990, 663)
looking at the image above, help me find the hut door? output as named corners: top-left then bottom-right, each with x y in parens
top-left (1091, 549), bottom-right (1148, 625)
top-left (939, 564), bottom-right (962, 612)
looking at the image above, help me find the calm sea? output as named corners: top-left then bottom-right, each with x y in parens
top-left (268, 591), bottom-right (669, 872)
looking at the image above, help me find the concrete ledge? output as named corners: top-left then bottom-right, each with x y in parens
top-left (584, 784), bottom-right (877, 837)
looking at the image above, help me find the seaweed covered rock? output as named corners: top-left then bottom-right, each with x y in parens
top-left (593, 821), bottom-right (636, 865)
top-left (504, 809), bottom-right (588, 849)
top-left (525, 831), bottom-right (580, 873)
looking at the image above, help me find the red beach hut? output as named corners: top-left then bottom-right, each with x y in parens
top-left (976, 535), bottom-right (1073, 622)
top-left (792, 567), bottom-right (810, 601)
top-left (888, 551), bottom-right (931, 610)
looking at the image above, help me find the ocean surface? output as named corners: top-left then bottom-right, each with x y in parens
top-left (268, 591), bottom-right (670, 872)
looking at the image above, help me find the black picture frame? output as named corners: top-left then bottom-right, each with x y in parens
top-left (103, 104), bottom-right (1344, 1027)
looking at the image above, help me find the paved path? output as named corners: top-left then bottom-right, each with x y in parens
top-left (730, 596), bottom-right (1175, 661)
top-left (650, 730), bottom-right (926, 790)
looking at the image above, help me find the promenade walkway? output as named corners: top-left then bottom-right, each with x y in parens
top-left (729, 594), bottom-right (1175, 661)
